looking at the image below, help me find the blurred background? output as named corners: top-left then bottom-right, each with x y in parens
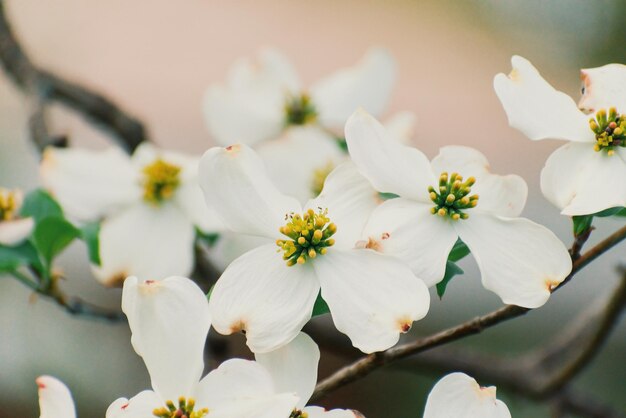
top-left (0, 0), bottom-right (624, 416)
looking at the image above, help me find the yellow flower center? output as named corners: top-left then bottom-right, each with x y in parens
top-left (290, 409), bottom-right (309, 418)
top-left (153, 397), bottom-right (208, 418)
top-left (428, 172), bottom-right (479, 220)
top-left (0, 188), bottom-right (23, 221)
top-left (277, 208), bottom-right (336, 266)
top-left (285, 93), bottom-right (317, 126)
top-left (142, 159), bottom-right (181, 204)
top-left (310, 161), bottom-right (335, 197)
top-left (589, 107), bottom-right (625, 156)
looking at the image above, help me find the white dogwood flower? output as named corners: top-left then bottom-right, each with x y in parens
top-left (37, 375), bottom-right (76, 418)
top-left (345, 110), bottom-right (572, 309)
top-left (494, 55), bottom-right (626, 215)
top-left (424, 373), bottom-right (511, 418)
top-left (106, 276), bottom-right (300, 418)
top-left (0, 188), bottom-right (34, 246)
top-left (40, 144), bottom-right (221, 285)
top-left (199, 144), bottom-right (430, 354)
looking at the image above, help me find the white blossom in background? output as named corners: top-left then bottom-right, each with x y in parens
top-left (423, 373), bottom-right (511, 418)
top-left (40, 144), bottom-right (221, 285)
top-left (494, 56), bottom-right (626, 215)
top-left (0, 188), bottom-right (34, 246)
top-left (106, 276), bottom-right (299, 418)
top-left (36, 375), bottom-right (76, 418)
top-left (199, 144), bottom-right (430, 354)
top-left (345, 110), bottom-right (572, 309)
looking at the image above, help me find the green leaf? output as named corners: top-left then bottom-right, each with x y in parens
top-left (436, 261), bottom-right (464, 299)
top-left (378, 192), bottom-right (399, 201)
top-left (196, 229), bottom-right (220, 247)
top-left (312, 293), bottom-right (330, 317)
top-left (448, 239), bottom-right (470, 262)
top-left (594, 206), bottom-right (626, 217)
top-left (206, 284), bottom-right (215, 301)
top-left (335, 137), bottom-right (348, 153)
top-left (80, 222), bottom-right (101, 266)
top-left (0, 241), bottom-right (41, 272)
top-left (572, 215), bottom-right (594, 236)
top-left (33, 217), bottom-right (80, 267)
top-left (19, 189), bottom-right (63, 222)
top-left (615, 208), bottom-right (626, 217)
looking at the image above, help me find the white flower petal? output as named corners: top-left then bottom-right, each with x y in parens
top-left (105, 391), bottom-right (162, 418)
top-left (122, 276), bottom-right (211, 402)
top-left (345, 109), bottom-right (435, 201)
top-left (94, 203), bottom-right (195, 285)
top-left (579, 63), bottom-right (626, 113)
top-left (556, 147), bottom-right (626, 216)
top-left (312, 48), bottom-right (396, 128)
top-left (315, 250), bottom-right (430, 353)
top-left (304, 406), bottom-right (361, 418)
top-left (361, 198), bottom-right (458, 287)
top-left (384, 111), bottom-right (417, 145)
top-left (209, 243), bottom-right (320, 353)
top-left (256, 126), bottom-right (346, 204)
top-left (203, 48), bottom-right (300, 146)
top-left (431, 146), bottom-right (528, 217)
top-left (175, 180), bottom-right (224, 233)
top-left (424, 373), bottom-right (511, 418)
top-left (308, 162), bottom-right (379, 250)
top-left (37, 375), bottom-right (76, 418)
top-left (196, 358), bottom-right (298, 418)
top-left (255, 332), bottom-right (320, 409)
top-left (199, 144), bottom-right (302, 239)
top-left (455, 213), bottom-right (572, 309)
top-left (0, 217), bottom-right (34, 246)
top-left (493, 55), bottom-right (594, 142)
top-left (40, 147), bottom-right (139, 221)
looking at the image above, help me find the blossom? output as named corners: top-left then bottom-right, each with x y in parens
top-left (40, 144), bottom-right (221, 285)
top-left (36, 375), bottom-right (76, 418)
top-left (0, 188), bottom-right (34, 246)
top-left (423, 373), bottom-right (511, 418)
top-left (199, 144), bottom-right (430, 353)
top-left (345, 110), bottom-right (572, 309)
top-left (494, 55), bottom-right (626, 215)
top-left (106, 276), bottom-right (299, 418)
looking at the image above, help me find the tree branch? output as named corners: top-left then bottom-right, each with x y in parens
top-left (311, 224), bottom-right (626, 401)
top-left (0, 0), bottom-right (147, 153)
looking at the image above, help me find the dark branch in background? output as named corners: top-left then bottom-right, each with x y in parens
top-left (0, 0), bottom-right (147, 153)
top-left (311, 224), bottom-right (626, 407)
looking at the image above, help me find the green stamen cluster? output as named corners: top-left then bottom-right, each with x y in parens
top-left (285, 93), bottom-right (317, 126)
top-left (290, 409), bottom-right (309, 418)
top-left (153, 397), bottom-right (208, 418)
top-left (428, 172), bottom-right (478, 220)
top-left (590, 107), bottom-right (625, 156)
top-left (277, 208), bottom-right (336, 266)
top-left (0, 189), bottom-right (21, 221)
top-left (142, 159), bottom-right (182, 204)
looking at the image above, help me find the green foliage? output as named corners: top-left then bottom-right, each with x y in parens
top-left (312, 292), bottom-right (330, 317)
top-left (81, 222), bottom-right (101, 265)
top-left (335, 137), bottom-right (348, 152)
top-left (436, 261), bottom-right (464, 299)
top-left (572, 206), bottom-right (626, 236)
top-left (197, 229), bottom-right (220, 247)
top-left (448, 239), bottom-right (470, 262)
top-left (19, 189), bottom-right (63, 222)
top-left (0, 241), bottom-right (41, 272)
top-left (32, 217), bottom-right (80, 268)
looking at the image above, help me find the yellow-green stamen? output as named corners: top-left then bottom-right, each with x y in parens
top-left (589, 107), bottom-right (625, 156)
top-left (311, 161), bottom-right (335, 197)
top-left (429, 172), bottom-right (478, 220)
top-left (277, 208), bottom-right (336, 266)
top-left (285, 93), bottom-right (317, 126)
top-left (152, 397), bottom-right (209, 418)
top-left (142, 159), bottom-right (181, 204)
top-left (0, 188), bottom-right (22, 221)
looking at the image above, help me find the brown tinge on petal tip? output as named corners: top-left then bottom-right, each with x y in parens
top-left (105, 271), bottom-right (129, 288)
top-left (225, 144), bottom-right (241, 152)
top-left (35, 378), bottom-right (46, 389)
top-left (545, 278), bottom-right (560, 292)
top-left (230, 319), bottom-right (247, 334)
top-left (398, 317), bottom-right (412, 333)
top-left (508, 68), bottom-right (520, 82)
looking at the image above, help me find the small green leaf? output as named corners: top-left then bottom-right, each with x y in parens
top-left (312, 293), bottom-right (330, 317)
top-left (0, 241), bottom-right (41, 272)
top-left (436, 261), bottom-right (464, 299)
top-left (33, 217), bottom-right (80, 266)
top-left (615, 208), bottom-right (626, 217)
top-left (206, 284), bottom-right (215, 301)
top-left (80, 222), bottom-right (101, 265)
top-left (594, 206), bottom-right (626, 217)
top-left (378, 192), bottom-right (399, 201)
top-left (19, 189), bottom-right (63, 222)
top-left (335, 137), bottom-right (348, 153)
top-left (448, 239), bottom-right (470, 262)
top-left (572, 215), bottom-right (594, 236)
top-left (196, 229), bottom-right (220, 247)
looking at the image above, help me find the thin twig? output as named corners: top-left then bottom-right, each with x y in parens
top-left (311, 224), bottom-right (626, 401)
top-left (0, 0), bottom-right (147, 153)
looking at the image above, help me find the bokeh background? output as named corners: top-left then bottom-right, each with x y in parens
top-left (0, 1), bottom-right (625, 417)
